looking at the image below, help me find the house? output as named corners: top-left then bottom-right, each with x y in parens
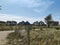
top-left (18, 21), bottom-right (30, 25)
top-left (11, 21), bottom-right (17, 25)
top-left (18, 21), bottom-right (26, 25)
top-left (33, 21), bottom-right (46, 26)
top-left (39, 21), bottom-right (46, 26)
top-left (33, 21), bottom-right (39, 26)
top-left (25, 21), bottom-right (30, 25)
top-left (6, 21), bottom-right (17, 26)
top-left (49, 21), bottom-right (59, 26)
top-left (0, 21), bottom-right (6, 25)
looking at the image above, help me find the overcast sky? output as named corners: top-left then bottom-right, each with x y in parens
top-left (0, 0), bottom-right (60, 23)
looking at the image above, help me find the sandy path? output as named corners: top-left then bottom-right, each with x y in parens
top-left (0, 31), bottom-right (14, 45)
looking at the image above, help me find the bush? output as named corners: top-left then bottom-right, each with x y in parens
top-left (40, 27), bottom-right (43, 30)
top-left (55, 27), bottom-right (60, 30)
top-left (33, 27), bottom-right (35, 30)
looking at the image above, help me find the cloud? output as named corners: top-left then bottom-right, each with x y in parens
top-left (0, 13), bottom-right (60, 24)
top-left (52, 13), bottom-right (60, 24)
top-left (0, 13), bottom-right (44, 23)
top-left (17, 0), bottom-right (54, 13)
top-left (19, 0), bottom-right (40, 8)
top-left (3, 0), bottom-right (40, 8)
top-left (2, 0), bottom-right (54, 8)
top-left (33, 0), bottom-right (54, 13)
top-left (1, 0), bottom-right (54, 13)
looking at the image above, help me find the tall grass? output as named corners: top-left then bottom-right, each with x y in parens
top-left (4, 28), bottom-right (60, 45)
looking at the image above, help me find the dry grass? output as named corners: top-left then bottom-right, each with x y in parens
top-left (3, 28), bottom-right (60, 45)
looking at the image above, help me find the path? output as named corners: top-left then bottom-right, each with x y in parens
top-left (0, 31), bottom-right (14, 45)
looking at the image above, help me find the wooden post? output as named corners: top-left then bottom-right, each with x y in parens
top-left (26, 25), bottom-right (30, 45)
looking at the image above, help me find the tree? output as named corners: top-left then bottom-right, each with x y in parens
top-left (45, 14), bottom-right (52, 28)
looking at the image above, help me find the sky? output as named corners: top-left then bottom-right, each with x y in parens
top-left (0, 0), bottom-right (60, 23)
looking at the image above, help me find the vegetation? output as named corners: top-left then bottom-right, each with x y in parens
top-left (45, 14), bottom-right (52, 28)
top-left (4, 28), bottom-right (60, 45)
top-left (0, 25), bottom-right (60, 31)
top-left (0, 14), bottom-right (60, 45)
top-left (55, 27), bottom-right (60, 30)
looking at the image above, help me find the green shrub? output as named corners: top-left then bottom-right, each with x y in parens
top-left (55, 27), bottom-right (60, 30)
top-left (33, 27), bottom-right (35, 30)
top-left (40, 27), bottom-right (43, 30)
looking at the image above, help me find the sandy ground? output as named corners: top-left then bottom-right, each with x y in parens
top-left (0, 31), bottom-right (14, 45)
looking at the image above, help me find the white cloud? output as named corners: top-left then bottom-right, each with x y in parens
top-left (4, 0), bottom-right (40, 8)
top-left (18, 0), bottom-right (54, 13)
top-left (2, 0), bottom-right (54, 13)
top-left (17, 0), bottom-right (54, 13)
top-left (33, 0), bottom-right (54, 13)
top-left (52, 13), bottom-right (60, 24)
top-left (0, 13), bottom-right (44, 23)
top-left (4, 0), bottom-right (54, 8)
top-left (0, 13), bottom-right (59, 24)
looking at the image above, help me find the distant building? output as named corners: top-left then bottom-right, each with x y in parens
top-left (49, 21), bottom-right (59, 26)
top-left (39, 21), bottom-right (46, 26)
top-left (18, 21), bottom-right (30, 25)
top-left (18, 21), bottom-right (26, 25)
top-left (6, 21), bottom-right (17, 26)
top-left (11, 21), bottom-right (17, 25)
top-left (0, 21), bottom-right (6, 25)
top-left (54, 21), bottom-right (59, 26)
top-left (6, 21), bottom-right (11, 26)
top-left (25, 21), bottom-right (30, 25)
top-left (33, 21), bottom-right (39, 26)
top-left (33, 21), bottom-right (46, 26)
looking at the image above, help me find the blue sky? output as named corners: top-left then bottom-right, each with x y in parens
top-left (0, 0), bottom-right (60, 23)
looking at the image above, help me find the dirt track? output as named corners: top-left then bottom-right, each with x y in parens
top-left (0, 31), bottom-right (14, 45)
